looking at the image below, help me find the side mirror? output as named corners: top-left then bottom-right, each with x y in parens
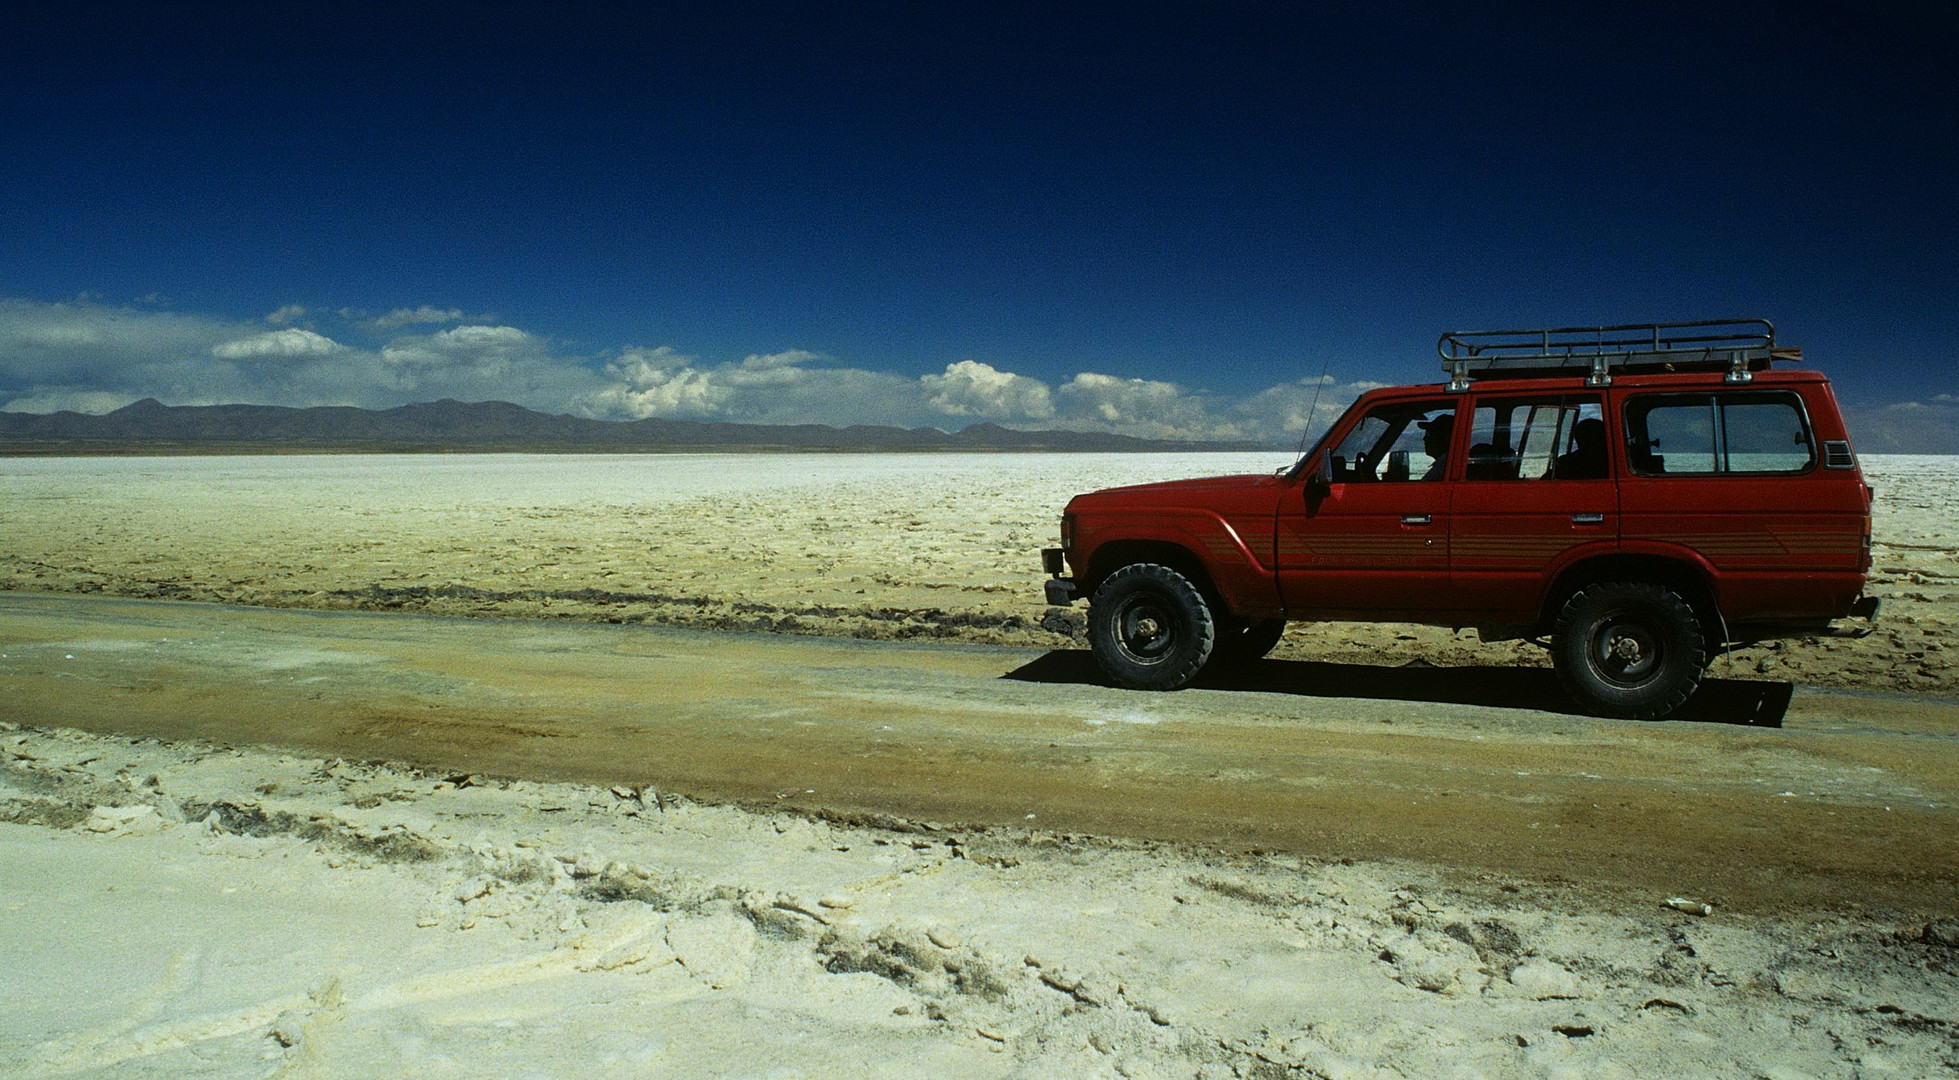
top-left (1308, 453), bottom-right (1333, 493)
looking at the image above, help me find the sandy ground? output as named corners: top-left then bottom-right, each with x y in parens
top-left (7, 593), bottom-right (1954, 917)
top-left (2, 452), bottom-right (1956, 1078)
top-left (6, 722), bottom-right (1957, 1079)
top-left (2, 452), bottom-right (1951, 693)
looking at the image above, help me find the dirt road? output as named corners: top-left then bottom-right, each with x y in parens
top-left (4, 592), bottom-right (1954, 915)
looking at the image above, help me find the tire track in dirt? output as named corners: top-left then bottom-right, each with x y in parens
top-left (3, 592), bottom-right (1955, 916)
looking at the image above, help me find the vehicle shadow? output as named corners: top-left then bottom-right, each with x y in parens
top-left (1000, 651), bottom-right (1793, 728)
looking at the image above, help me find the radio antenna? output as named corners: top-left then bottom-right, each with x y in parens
top-left (1295, 354), bottom-right (1333, 459)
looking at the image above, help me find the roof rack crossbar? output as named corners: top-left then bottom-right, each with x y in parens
top-left (1438, 319), bottom-right (1787, 390)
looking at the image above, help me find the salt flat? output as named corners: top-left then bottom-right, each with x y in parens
top-left (6, 715), bottom-right (1955, 1080)
top-left (3, 452), bottom-right (1956, 1078)
top-left (3, 451), bottom-right (1951, 692)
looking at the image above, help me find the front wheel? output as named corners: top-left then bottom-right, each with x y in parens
top-left (1086, 563), bottom-right (1216, 690)
top-left (1551, 582), bottom-right (1705, 719)
top-left (1211, 618), bottom-right (1287, 666)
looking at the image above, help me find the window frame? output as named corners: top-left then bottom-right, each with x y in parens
top-left (1621, 389), bottom-right (1817, 478)
top-left (1325, 399), bottom-right (1457, 483)
top-left (1459, 393), bottom-right (1607, 483)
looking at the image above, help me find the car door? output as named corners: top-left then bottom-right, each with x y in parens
top-left (1448, 393), bottom-right (1617, 621)
top-left (1277, 398), bottom-right (1456, 618)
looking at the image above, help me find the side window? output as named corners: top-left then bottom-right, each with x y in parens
top-left (1624, 392), bottom-right (1813, 476)
top-left (1465, 396), bottom-right (1605, 481)
top-left (1327, 402), bottom-right (1455, 482)
top-left (1723, 399), bottom-right (1814, 472)
top-left (1633, 400), bottom-right (1718, 474)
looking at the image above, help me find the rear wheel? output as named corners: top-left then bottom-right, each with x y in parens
top-left (1211, 618), bottom-right (1287, 666)
top-left (1552, 582), bottom-right (1705, 719)
top-left (1086, 563), bottom-right (1216, 690)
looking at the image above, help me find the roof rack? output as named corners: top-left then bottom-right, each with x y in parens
top-left (1437, 318), bottom-right (1799, 391)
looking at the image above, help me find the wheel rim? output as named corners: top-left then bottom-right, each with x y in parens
top-left (1586, 609), bottom-right (1663, 688)
top-left (1113, 594), bottom-right (1178, 665)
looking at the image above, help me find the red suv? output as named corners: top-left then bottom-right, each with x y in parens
top-left (1041, 320), bottom-right (1877, 718)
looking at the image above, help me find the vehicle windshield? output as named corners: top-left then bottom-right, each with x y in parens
top-left (1283, 421), bottom-right (1339, 477)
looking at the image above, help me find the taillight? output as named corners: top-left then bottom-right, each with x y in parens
top-left (1060, 512), bottom-right (1075, 553)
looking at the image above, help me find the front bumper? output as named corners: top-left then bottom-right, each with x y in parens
top-left (1041, 547), bottom-right (1078, 605)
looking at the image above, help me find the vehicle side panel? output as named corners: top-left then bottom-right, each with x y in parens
top-left (1612, 382), bottom-right (1868, 622)
top-left (1276, 474), bottom-right (1452, 617)
top-left (1068, 478), bottom-right (1284, 617)
top-left (1448, 487), bottom-right (1617, 618)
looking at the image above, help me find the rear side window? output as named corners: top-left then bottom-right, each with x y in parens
top-left (1624, 392), bottom-right (1814, 476)
top-left (1465, 396), bottom-right (1605, 481)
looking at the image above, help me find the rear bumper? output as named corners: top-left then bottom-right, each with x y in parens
top-left (1044, 577), bottom-right (1079, 606)
top-left (1731, 595), bottom-right (1881, 642)
top-left (1822, 595), bottom-right (1882, 639)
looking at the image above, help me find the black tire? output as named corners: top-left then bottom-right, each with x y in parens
top-left (1086, 563), bottom-right (1216, 690)
top-left (1551, 582), bottom-right (1706, 719)
top-left (1211, 618), bottom-right (1287, 666)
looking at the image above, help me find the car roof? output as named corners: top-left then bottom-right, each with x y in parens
top-left (1354, 368), bottom-right (1828, 403)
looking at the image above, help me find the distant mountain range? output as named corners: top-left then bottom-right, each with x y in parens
top-left (0, 398), bottom-right (1278, 454)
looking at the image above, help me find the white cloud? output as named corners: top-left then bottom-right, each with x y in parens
top-left (616, 345), bottom-right (693, 371)
top-left (1231, 376), bottom-right (1386, 443)
top-left (1058, 372), bottom-right (1176, 422)
top-left (921, 360), bottom-right (1055, 420)
top-left (0, 299), bottom-right (606, 415)
top-left (212, 328), bottom-right (345, 360)
top-left (738, 348), bottom-right (826, 371)
top-left (369, 305), bottom-right (466, 329)
top-left (582, 347), bottom-right (929, 426)
top-left (1052, 372), bottom-right (1240, 440)
top-left (0, 298), bottom-right (276, 410)
top-left (1842, 398), bottom-right (1959, 454)
top-left (437, 324), bottom-right (530, 348)
top-left (583, 350), bottom-right (1074, 431)
top-left (380, 325), bottom-right (535, 371)
top-left (265, 304), bottom-right (307, 326)
top-left (365, 324), bottom-right (609, 408)
top-left (724, 366), bottom-right (923, 426)
top-left (0, 295), bottom-right (1411, 444)
top-left (18, 323), bottom-right (111, 348)
top-left (0, 388), bottom-right (151, 414)
top-left (586, 347), bottom-right (731, 418)
top-left (0, 298), bottom-right (239, 374)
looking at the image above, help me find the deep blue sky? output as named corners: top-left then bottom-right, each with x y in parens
top-left (1, 2), bottom-right (1953, 443)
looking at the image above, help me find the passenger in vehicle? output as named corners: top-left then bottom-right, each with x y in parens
top-left (1465, 438), bottom-right (1515, 481)
top-left (1418, 413), bottom-right (1453, 480)
top-left (1553, 418), bottom-right (1608, 480)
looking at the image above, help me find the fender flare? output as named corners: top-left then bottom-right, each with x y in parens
top-left (1077, 510), bottom-right (1278, 616)
top-left (1540, 540), bottom-right (1725, 629)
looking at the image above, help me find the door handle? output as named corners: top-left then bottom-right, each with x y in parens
top-left (1571, 513), bottom-right (1605, 524)
top-left (1401, 514), bottom-right (1432, 525)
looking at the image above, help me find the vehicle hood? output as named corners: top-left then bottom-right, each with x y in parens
top-left (1067, 473), bottom-right (1280, 509)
